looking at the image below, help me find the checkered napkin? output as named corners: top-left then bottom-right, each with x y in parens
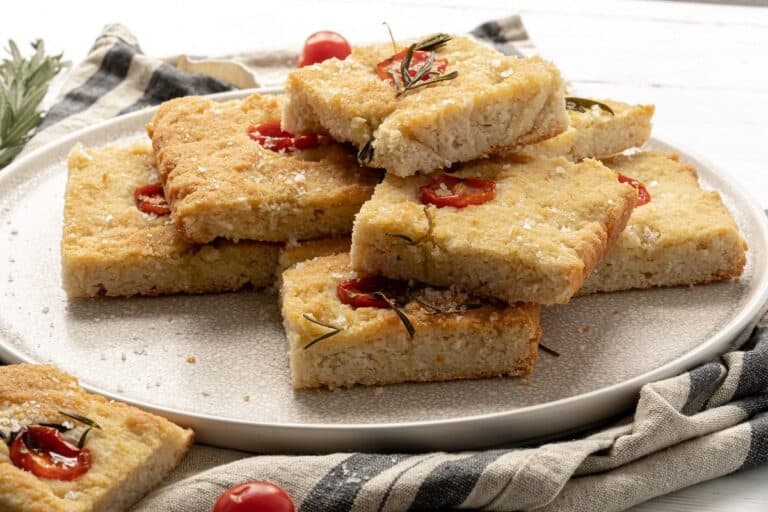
top-left (20, 16), bottom-right (768, 512)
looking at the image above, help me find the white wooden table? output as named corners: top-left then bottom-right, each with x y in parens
top-left (3, 0), bottom-right (768, 509)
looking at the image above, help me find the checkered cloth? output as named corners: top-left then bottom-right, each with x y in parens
top-left (19, 16), bottom-right (768, 512)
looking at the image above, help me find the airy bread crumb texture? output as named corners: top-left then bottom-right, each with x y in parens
top-left (0, 364), bottom-right (193, 512)
top-left (580, 151), bottom-right (747, 294)
top-left (281, 254), bottom-right (540, 389)
top-left (61, 142), bottom-right (279, 297)
top-left (283, 36), bottom-right (568, 176)
top-left (351, 156), bottom-right (637, 305)
top-left (147, 93), bottom-right (380, 243)
top-left (516, 99), bottom-right (654, 161)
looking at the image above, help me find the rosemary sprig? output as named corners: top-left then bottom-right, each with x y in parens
top-left (59, 411), bottom-right (102, 430)
top-left (413, 296), bottom-right (483, 315)
top-left (374, 292), bottom-right (415, 338)
top-left (77, 427), bottom-right (92, 449)
top-left (565, 97), bottom-right (614, 116)
top-left (398, 71), bottom-right (458, 95)
top-left (385, 232), bottom-right (419, 245)
top-left (395, 33), bottom-right (458, 97)
top-left (539, 344), bottom-right (560, 357)
top-left (302, 313), bottom-right (344, 350)
top-left (383, 22), bottom-right (398, 54)
top-left (358, 140), bottom-right (374, 164)
top-left (0, 40), bottom-right (67, 169)
top-left (413, 33), bottom-right (453, 52)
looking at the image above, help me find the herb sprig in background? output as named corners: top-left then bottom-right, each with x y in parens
top-left (0, 40), bottom-right (67, 169)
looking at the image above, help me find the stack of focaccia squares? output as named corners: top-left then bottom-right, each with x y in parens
top-left (61, 33), bottom-right (747, 390)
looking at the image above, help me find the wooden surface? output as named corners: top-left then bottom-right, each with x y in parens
top-left (3, 0), bottom-right (768, 510)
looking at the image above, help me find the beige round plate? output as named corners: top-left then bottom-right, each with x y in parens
top-left (1, 89), bottom-right (767, 453)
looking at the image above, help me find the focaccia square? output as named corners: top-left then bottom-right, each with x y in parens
top-left (147, 93), bottom-right (380, 243)
top-left (62, 143), bottom-right (279, 297)
top-left (0, 364), bottom-right (193, 512)
top-left (350, 157), bottom-right (637, 305)
top-left (281, 254), bottom-right (540, 389)
top-left (517, 99), bottom-right (654, 161)
top-left (580, 151), bottom-right (747, 294)
top-left (283, 35), bottom-right (568, 176)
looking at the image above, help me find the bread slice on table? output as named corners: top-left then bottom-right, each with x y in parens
top-left (281, 253), bottom-right (540, 389)
top-left (516, 98), bottom-right (654, 161)
top-left (146, 93), bottom-right (380, 244)
top-left (62, 142), bottom-right (279, 297)
top-left (283, 34), bottom-right (568, 177)
top-left (350, 156), bottom-right (637, 305)
top-left (580, 151), bottom-right (747, 294)
top-left (0, 364), bottom-right (192, 512)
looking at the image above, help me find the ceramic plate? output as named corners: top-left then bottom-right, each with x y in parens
top-left (1, 89), bottom-right (767, 453)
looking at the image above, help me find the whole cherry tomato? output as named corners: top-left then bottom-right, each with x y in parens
top-left (420, 173), bottom-right (496, 209)
top-left (298, 31), bottom-right (351, 67)
top-left (213, 481), bottom-right (295, 512)
top-left (10, 425), bottom-right (92, 480)
top-left (617, 173), bottom-right (651, 206)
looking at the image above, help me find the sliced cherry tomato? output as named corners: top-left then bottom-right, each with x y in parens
top-left (376, 49), bottom-right (448, 84)
top-left (337, 276), bottom-right (407, 309)
top-left (298, 31), bottom-right (351, 67)
top-left (134, 183), bottom-right (170, 216)
top-left (213, 481), bottom-right (295, 512)
top-left (617, 173), bottom-right (651, 206)
top-left (419, 173), bottom-right (496, 208)
top-left (247, 120), bottom-right (326, 154)
top-left (9, 425), bottom-right (92, 481)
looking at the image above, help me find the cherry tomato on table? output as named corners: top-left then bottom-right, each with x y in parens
top-left (10, 425), bottom-right (92, 480)
top-left (213, 481), bottom-right (295, 512)
top-left (298, 31), bottom-right (351, 67)
top-left (419, 173), bottom-right (496, 209)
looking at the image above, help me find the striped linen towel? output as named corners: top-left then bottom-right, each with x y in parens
top-left (18, 16), bottom-right (768, 512)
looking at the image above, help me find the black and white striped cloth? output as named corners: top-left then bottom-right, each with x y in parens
top-left (21, 17), bottom-right (768, 512)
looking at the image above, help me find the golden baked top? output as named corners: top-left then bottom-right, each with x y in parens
top-left (63, 142), bottom-right (191, 262)
top-left (147, 93), bottom-right (380, 242)
top-left (281, 253), bottom-right (538, 348)
top-left (602, 151), bottom-right (746, 252)
top-left (354, 156), bottom-right (637, 276)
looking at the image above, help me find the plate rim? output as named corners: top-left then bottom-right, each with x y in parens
top-left (1, 88), bottom-right (767, 443)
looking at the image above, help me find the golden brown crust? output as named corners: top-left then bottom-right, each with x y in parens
top-left (283, 36), bottom-right (568, 176)
top-left (580, 151), bottom-right (748, 294)
top-left (350, 156), bottom-right (637, 304)
top-left (61, 143), bottom-right (279, 297)
top-left (281, 254), bottom-right (540, 389)
top-left (0, 364), bottom-right (193, 512)
top-left (148, 93), bottom-right (380, 243)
